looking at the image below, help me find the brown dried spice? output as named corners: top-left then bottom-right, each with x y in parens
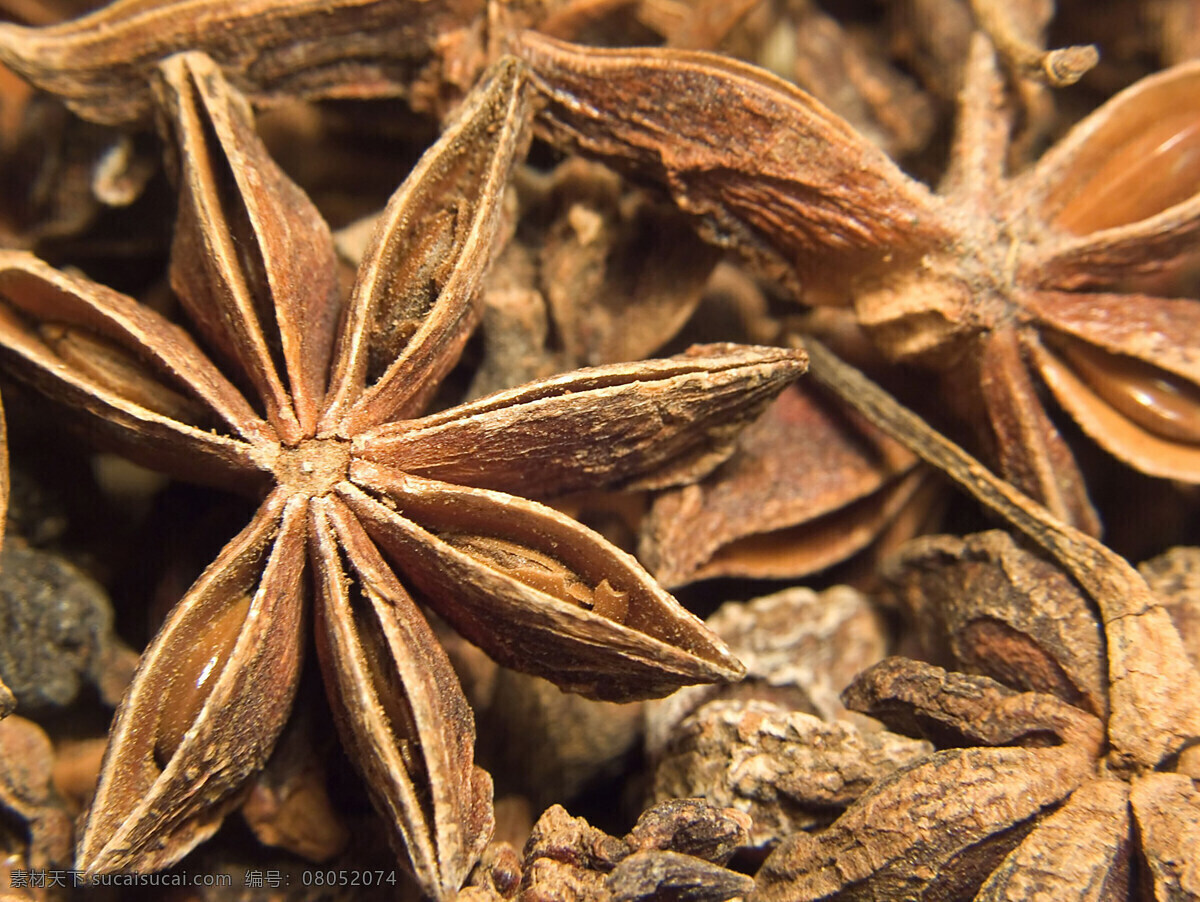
top-left (757, 658), bottom-right (1105, 902)
top-left (464, 156), bottom-right (719, 399)
top-left (454, 153), bottom-right (925, 585)
top-left (1139, 545), bottom-right (1200, 666)
top-left (0, 53), bottom-right (806, 895)
top-left (0, 715), bottom-right (74, 901)
top-left (805, 339), bottom-right (1200, 772)
top-left (750, 340), bottom-right (1200, 899)
top-left (718, 0), bottom-right (938, 157)
top-left (0, 0), bottom-right (490, 125)
top-left (647, 584), bottom-right (892, 752)
top-left (654, 699), bottom-right (933, 846)
top-left (462, 799), bottom-right (753, 902)
top-left (646, 586), bottom-right (931, 847)
top-left (0, 0), bottom-right (779, 132)
top-left (447, 633), bottom-right (645, 812)
top-left (239, 706), bottom-right (350, 864)
top-left (517, 27), bottom-right (1200, 533)
top-left (640, 382), bottom-right (933, 585)
top-left (883, 529), bottom-right (1108, 718)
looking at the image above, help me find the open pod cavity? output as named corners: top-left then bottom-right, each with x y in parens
top-left (310, 496), bottom-right (491, 900)
top-left (1026, 60), bottom-right (1200, 286)
top-left (340, 465), bottom-right (743, 701)
top-left (0, 250), bottom-right (269, 489)
top-left (156, 51), bottom-right (340, 442)
top-left (321, 57), bottom-right (531, 435)
top-left (77, 492), bottom-right (306, 874)
top-left (1022, 291), bottom-right (1200, 482)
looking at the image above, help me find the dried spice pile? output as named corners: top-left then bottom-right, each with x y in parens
top-left (0, 1), bottom-right (1197, 900)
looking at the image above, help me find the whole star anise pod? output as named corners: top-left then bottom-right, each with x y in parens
top-left (0, 53), bottom-right (805, 896)
top-left (515, 27), bottom-right (1200, 533)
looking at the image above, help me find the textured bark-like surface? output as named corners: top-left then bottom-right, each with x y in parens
top-left (646, 584), bottom-right (892, 760)
top-left (605, 850), bottom-right (754, 902)
top-left (519, 31), bottom-right (947, 300)
top-left (883, 530), bottom-right (1107, 717)
top-left (654, 699), bottom-right (932, 845)
top-left (0, 0), bottom-right (486, 124)
top-left (1140, 545), bottom-right (1200, 666)
top-left (973, 778), bottom-right (1132, 902)
top-left (1130, 773), bottom-right (1200, 901)
top-left (755, 744), bottom-right (1090, 902)
top-left (844, 658), bottom-right (1104, 753)
top-left (461, 799), bottom-right (753, 902)
top-left (0, 544), bottom-right (137, 710)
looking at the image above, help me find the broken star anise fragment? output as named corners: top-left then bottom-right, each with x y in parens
top-left (0, 53), bottom-right (805, 897)
top-left (462, 799), bottom-right (754, 902)
top-left (517, 29), bottom-right (1200, 534)
top-left (756, 650), bottom-right (1196, 901)
top-left (646, 585), bottom-right (930, 847)
top-left (883, 529), bottom-right (1108, 719)
top-left (755, 658), bottom-right (1106, 902)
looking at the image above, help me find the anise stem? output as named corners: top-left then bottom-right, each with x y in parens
top-left (968, 0), bottom-right (1097, 86)
top-left (804, 337), bottom-right (1097, 576)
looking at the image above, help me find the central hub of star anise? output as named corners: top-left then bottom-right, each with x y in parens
top-left (271, 438), bottom-right (352, 496)
top-left (852, 237), bottom-right (1016, 370)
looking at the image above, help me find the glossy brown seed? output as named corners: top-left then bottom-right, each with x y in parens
top-left (1047, 335), bottom-right (1200, 445)
top-left (154, 594), bottom-right (253, 766)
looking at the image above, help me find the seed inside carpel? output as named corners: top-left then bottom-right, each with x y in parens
top-left (1051, 337), bottom-right (1200, 444)
top-left (154, 595), bottom-right (251, 768)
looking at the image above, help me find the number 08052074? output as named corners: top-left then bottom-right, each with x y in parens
top-left (301, 870), bottom-right (399, 887)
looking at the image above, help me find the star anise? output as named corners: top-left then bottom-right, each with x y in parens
top-left (752, 343), bottom-right (1200, 900)
top-left (0, 0), bottom-right (491, 125)
top-left (0, 0), bottom-right (766, 132)
top-left (0, 52), bottom-right (806, 895)
top-left (446, 157), bottom-right (936, 586)
top-left (515, 26), bottom-right (1200, 533)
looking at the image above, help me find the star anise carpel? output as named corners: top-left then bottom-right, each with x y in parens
top-left (0, 49), bottom-right (807, 896)
top-left (0, 0), bottom-right (492, 126)
top-left (515, 27), bottom-right (1200, 535)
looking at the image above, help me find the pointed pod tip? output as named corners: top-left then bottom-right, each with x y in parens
top-left (485, 53), bottom-right (529, 87)
top-left (716, 652), bottom-right (748, 685)
top-left (680, 341), bottom-right (809, 378)
top-left (74, 825), bottom-right (174, 880)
